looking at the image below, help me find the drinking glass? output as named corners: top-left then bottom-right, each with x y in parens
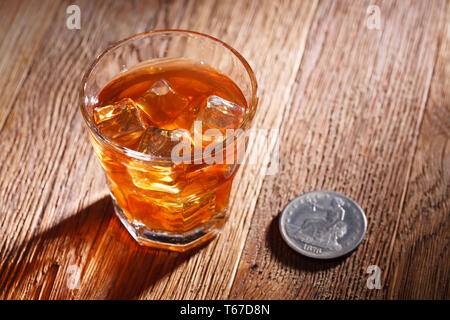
top-left (80, 30), bottom-right (258, 251)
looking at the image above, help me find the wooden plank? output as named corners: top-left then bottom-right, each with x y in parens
top-left (229, 0), bottom-right (447, 299)
top-left (386, 4), bottom-right (450, 299)
top-left (0, 0), bottom-right (318, 299)
top-left (0, 0), bottom-right (58, 131)
top-left (0, 0), bottom-right (178, 300)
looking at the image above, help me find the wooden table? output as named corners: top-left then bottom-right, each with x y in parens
top-left (0, 0), bottom-right (448, 300)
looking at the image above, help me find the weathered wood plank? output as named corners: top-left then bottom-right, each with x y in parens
top-left (229, 0), bottom-right (447, 299)
top-left (0, 0), bottom-right (318, 299)
top-left (0, 0), bottom-right (58, 131)
top-left (0, 0), bottom-right (177, 299)
top-left (386, 3), bottom-right (450, 299)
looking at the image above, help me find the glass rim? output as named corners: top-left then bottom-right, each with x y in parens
top-left (79, 29), bottom-right (258, 162)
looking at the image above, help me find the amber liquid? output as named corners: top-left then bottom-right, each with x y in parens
top-left (90, 59), bottom-right (247, 247)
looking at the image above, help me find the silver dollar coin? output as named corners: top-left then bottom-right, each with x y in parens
top-left (279, 190), bottom-right (367, 259)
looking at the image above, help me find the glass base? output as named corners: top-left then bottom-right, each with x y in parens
top-left (111, 195), bottom-right (227, 252)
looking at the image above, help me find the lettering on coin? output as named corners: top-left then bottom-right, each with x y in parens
top-left (303, 243), bottom-right (322, 254)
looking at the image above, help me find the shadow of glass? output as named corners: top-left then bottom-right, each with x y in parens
top-left (0, 196), bottom-right (207, 299)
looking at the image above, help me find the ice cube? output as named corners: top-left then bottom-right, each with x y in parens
top-left (136, 79), bottom-right (189, 128)
top-left (196, 95), bottom-right (245, 131)
top-left (165, 96), bottom-right (203, 131)
top-left (193, 95), bottom-right (246, 145)
top-left (129, 127), bottom-right (192, 193)
top-left (128, 162), bottom-right (185, 194)
top-left (150, 79), bottom-right (171, 95)
top-left (93, 98), bottom-right (146, 148)
top-left (137, 126), bottom-right (193, 159)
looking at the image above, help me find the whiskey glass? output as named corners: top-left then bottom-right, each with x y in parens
top-left (80, 30), bottom-right (258, 251)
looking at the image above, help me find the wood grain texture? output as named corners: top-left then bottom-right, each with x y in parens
top-left (229, 0), bottom-right (448, 299)
top-left (386, 3), bottom-right (450, 299)
top-left (0, 0), bottom-right (448, 300)
top-left (0, 0), bottom-right (58, 131)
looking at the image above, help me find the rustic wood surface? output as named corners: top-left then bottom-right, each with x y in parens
top-left (0, 0), bottom-right (448, 300)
